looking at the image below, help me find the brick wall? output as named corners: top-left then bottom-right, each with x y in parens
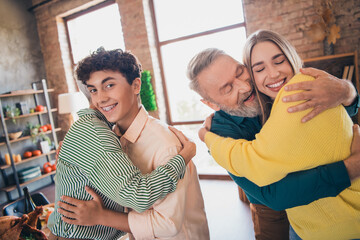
top-left (116, 0), bottom-right (160, 119)
top-left (243, 0), bottom-right (360, 60)
top-left (32, 0), bottom-right (359, 131)
top-left (32, 0), bottom-right (116, 139)
top-left (32, 0), bottom-right (160, 137)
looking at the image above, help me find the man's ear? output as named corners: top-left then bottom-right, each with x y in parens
top-left (200, 99), bottom-right (220, 111)
top-left (133, 78), bottom-right (141, 94)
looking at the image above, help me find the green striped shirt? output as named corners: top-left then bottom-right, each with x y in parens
top-left (50, 108), bottom-right (185, 239)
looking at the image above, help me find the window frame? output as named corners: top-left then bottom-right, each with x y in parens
top-left (149, 0), bottom-right (247, 126)
top-left (63, 0), bottom-right (117, 70)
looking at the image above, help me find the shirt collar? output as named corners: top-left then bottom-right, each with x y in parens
top-left (216, 110), bottom-right (261, 125)
top-left (77, 108), bottom-right (113, 128)
top-left (77, 108), bottom-right (106, 120)
top-left (216, 110), bottom-right (246, 124)
top-left (121, 106), bottom-right (148, 143)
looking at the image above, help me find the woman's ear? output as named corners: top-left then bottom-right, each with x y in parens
top-left (133, 78), bottom-right (141, 94)
top-left (200, 99), bottom-right (221, 111)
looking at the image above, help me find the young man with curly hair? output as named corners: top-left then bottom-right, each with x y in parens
top-left (50, 48), bottom-right (209, 240)
top-left (48, 48), bottom-right (200, 240)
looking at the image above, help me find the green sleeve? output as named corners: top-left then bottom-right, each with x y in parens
top-left (90, 152), bottom-right (185, 213)
top-left (344, 94), bottom-right (360, 117)
top-left (85, 115), bottom-right (186, 213)
top-left (230, 161), bottom-right (350, 210)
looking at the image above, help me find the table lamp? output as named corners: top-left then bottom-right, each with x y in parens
top-left (58, 92), bottom-right (89, 124)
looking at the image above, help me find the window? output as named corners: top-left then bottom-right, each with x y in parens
top-left (65, 1), bottom-right (125, 65)
top-left (151, 0), bottom-right (247, 175)
top-left (63, 1), bottom-right (125, 118)
top-left (151, 0), bottom-right (246, 124)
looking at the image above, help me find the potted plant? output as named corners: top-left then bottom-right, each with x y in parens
top-left (4, 106), bottom-right (21, 124)
top-left (140, 70), bottom-right (158, 111)
top-left (25, 123), bottom-right (52, 153)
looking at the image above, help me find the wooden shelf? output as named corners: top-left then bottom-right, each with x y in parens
top-left (303, 52), bottom-right (358, 85)
top-left (0, 89), bottom-right (54, 98)
top-left (303, 52), bottom-right (356, 62)
top-left (0, 171), bottom-right (56, 192)
top-left (0, 150), bottom-right (56, 170)
top-left (0, 128), bottom-right (61, 147)
top-left (3, 108), bottom-right (57, 121)
top-left (0, 80), bottom-right (59, 201)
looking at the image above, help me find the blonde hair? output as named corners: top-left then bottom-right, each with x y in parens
top-left (243, 29), bottom-right (303, 124)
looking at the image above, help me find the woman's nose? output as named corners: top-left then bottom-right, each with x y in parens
top-left (268, 66), bottom-right (280, 79)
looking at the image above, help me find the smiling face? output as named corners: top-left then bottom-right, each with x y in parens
top-left (86, 70), bottom-right (141, 130)
top-left (197, 55), bottom-right (261, 117)
top-left (251, 41), bottom-right (294, 99)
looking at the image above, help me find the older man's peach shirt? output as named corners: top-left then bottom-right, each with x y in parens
top-left (121, 106), bottom-right (209, 240)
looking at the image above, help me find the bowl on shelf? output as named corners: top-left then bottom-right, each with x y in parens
top-left (9, 131), bottom-right (22, 140)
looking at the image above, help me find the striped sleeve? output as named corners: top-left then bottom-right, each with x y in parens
top-left (86, 116), bottom-right (187, 213)
top-left (90, 153), bottom-right (185, 212)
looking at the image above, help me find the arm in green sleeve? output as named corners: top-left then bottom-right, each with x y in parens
top-left (91, 153), bottom-right (185, 213)
top-left (345, 94), bottom-right (360, 117)
top-left (230, 161), bottom-right (350, 211)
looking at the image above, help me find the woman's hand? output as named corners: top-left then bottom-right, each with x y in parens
top-left (169, 126), bottom-right (196, 165)
top-left (57, 186), bottom-right (105, 226)
top-left (283, 67), bottom-right (357, 123)
top-left (198, 113), bottom-right (214, 142)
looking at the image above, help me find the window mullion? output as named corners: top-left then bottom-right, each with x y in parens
top-left (159, 22), bottom-right (246, 46)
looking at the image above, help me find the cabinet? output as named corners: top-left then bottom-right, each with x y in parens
top-left (303, 51), bottom-right (359, 123)
top-left (0, 79), bottom-right (59, 202)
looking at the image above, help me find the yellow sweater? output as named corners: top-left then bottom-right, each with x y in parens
top-left (205, 73), bottom-right (360, 239)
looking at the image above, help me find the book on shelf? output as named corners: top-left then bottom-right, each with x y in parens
top-left (342, 66), bottom-right (350, 79)
top-left (347, 65), bottom-right (354, 81)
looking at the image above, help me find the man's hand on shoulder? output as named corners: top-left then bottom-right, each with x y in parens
top-left (282, 67), bottom-right (357, 123)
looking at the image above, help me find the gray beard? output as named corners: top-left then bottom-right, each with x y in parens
top-left (219, 100), bottom-right (261, 118)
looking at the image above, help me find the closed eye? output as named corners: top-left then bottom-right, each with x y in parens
top-left (273, 54), bottom-right (286, 65)
top-left (275, 59), bottom-right (285, 65)
top-left (224, 84), bottom-right (233, 94)
top-left (254, 66), bottom-right (264, 73)
top-left (236, 65), bottom-right (244, 78)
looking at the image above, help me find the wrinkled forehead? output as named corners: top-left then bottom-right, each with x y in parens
top-left (203, 56), bottom-right (248, 83)
top-left (202, 57), bottom-right (250, 92)
top-left (227, 56), bottom-right (249, 75)
top-left (236, 62), bottom-right (247, 75)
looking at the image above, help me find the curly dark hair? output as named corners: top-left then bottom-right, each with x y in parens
top-left (75, 47), bottom-right (142, 85)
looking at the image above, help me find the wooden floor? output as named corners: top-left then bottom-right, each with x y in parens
top-left (199, 179), bottom-right (255, 240)
top-left (2, 180), bottom-right (255, 239)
